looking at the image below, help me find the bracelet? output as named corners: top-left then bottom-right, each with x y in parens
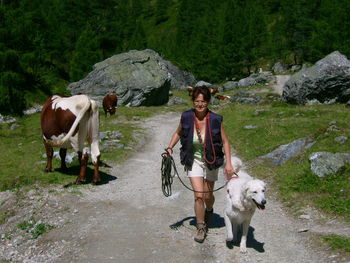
top-left (166, 147), bottom-right (173, 152)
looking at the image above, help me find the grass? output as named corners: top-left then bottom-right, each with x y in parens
top-left (218, 102), bottom-right (350, 221)
top-left (322, 234), bottom-right (350, 253)
top-left (17, 216), bottom-right (54, 239)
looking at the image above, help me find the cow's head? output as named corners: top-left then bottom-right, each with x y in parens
top-left (108, 106), bottom-right (116, 115)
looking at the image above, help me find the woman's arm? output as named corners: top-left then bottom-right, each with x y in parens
top-left (221, 123), bottom-right (234, 178)
top-left (166, 122), bottom-right (182, 155)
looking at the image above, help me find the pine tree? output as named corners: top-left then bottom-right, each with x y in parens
top-left (69, 25), bottom-right (102, 81)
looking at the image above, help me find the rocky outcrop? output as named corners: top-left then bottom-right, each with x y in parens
top-left (260, 137), bottom-right (315, 166)
top-left (222, 81), bottom-right (238, 91)
top-left (309, 152), bottom-right (350, 177)
top-left (282, 51), bottom-right (350, 105)
top-left (67, 49), bottom-right (195, 106)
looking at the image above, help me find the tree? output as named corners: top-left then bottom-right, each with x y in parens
top-left (69, 26), bottom-right (102, 81)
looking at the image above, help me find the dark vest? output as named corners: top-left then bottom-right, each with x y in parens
top-left (180, 109), bottom-right (224, 171)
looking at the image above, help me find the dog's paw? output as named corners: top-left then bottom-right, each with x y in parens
top-left (226, 236), bottom-right (233, 242)
top-left (239, 246), bottom-right (247, 253)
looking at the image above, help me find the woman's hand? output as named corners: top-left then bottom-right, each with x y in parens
top-left (224, 163), bottom-right (235, 181)
top-left (166, 147), bottom-right (173, 155)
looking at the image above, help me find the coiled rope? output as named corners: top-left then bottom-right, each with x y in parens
top-left (161, 151), bottom-right (229, 197)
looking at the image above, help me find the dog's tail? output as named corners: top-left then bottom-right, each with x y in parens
top-left (231, 156), bottom-right (243, 173)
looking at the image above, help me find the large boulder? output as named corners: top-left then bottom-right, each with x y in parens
top-left (67, 49), bottom-right (195, 106)
top-left (282, 51), bottom-right (350, 105)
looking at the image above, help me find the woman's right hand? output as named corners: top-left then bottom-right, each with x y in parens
top-left (166, 147), bottom-right (173, 155)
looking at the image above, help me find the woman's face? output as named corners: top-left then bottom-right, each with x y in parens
top-left (193, 94), bottom-right (208, 114)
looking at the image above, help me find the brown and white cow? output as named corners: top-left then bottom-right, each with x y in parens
top-left (102, 93), bottom-right (118, 116)
top-left (40, 94), bottom-right (101, 184)
top-left (215, 94), bottom-right (231, 100)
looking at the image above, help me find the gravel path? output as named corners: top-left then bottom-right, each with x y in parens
top-left (1, 112), bottom-right (349, 262)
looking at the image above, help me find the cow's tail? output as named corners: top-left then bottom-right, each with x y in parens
top-left (46, 96), bottom-right (92, 147)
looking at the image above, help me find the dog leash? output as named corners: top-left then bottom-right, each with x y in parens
top-left (161, 150), bottom-right (237, 197)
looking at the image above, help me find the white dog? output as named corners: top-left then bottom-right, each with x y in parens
top-left (224, 157), bottom-right (266, 253)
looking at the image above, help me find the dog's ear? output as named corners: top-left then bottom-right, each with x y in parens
top-left (243, 183), bottom-right (250, 194)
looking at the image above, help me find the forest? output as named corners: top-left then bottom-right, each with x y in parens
top-left (1, 0), bottom-right (350, 114)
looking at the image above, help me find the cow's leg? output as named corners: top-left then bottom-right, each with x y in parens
top-left (44, 142), bottom-right (53, 172)
top-left (78, 151), bottom-right (82, 166)
top-left (59, 148), bottom-right (67, 172)
top-left (92, 155), bottom-right (101, 185)
top-left (76, 152), bottom-right (88, 184)
top-left (89, 99), bottom-right (101, 185)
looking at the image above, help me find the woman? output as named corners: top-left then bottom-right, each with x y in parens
top-left (166, 85), bottom-right (235, 243)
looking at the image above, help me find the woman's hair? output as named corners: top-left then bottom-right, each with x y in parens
top-left (191, 86), bottom-right (211, 102)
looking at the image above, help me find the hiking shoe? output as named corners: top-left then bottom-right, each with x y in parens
top-left (194, 222), bottom-right (207, 243)
top-left (204, 208), bottom-right (214, 227)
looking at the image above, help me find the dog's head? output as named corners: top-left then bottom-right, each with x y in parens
top-left (244, 179), bottom-right (266, 210)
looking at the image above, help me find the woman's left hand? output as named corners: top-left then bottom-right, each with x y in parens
top-left (224, 163), bottom-right (235, 176)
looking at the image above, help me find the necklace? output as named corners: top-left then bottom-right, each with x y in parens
top-left (193, 112), bottom-right (216, 164)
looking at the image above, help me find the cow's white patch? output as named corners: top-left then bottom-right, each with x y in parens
top-left (51, 95), bottom-right (88, 116)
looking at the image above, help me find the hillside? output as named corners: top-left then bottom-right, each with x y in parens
top-left (1, 0), bottom-right (350, 114)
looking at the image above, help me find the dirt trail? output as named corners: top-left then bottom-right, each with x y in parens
top-left (49, 112), bottom-right (343, 263)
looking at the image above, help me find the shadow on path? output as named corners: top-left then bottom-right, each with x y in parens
top-left (56, 165), bottom-right (117, 187)
top-left (169, 212), bottom-right (226, 229)
top-left (226, 226), bottom-right (265, 253)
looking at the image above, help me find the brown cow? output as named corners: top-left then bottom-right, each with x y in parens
top-left (40, 94), bottom-right (101, 184)
top-left (187, 86), bottom-right (194, 96)
top-left (209, 87), bottom-right (219, 95)
top-left (215, 94), bottom-right (231, 100)
top-left (103, 94), bottom-right (118, 116)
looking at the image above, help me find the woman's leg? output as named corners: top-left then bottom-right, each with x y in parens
top-left (203, 180), bottom-right (215, 227)
top-left (203, 180), bottom-right (215, 210)
top-left (190, 176), bottom-right (207, 243)
top-left (189, 177), bottom-right (205, 223)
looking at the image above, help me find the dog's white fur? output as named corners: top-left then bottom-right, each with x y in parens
top-left (224, 156), bottom-right (266, 253)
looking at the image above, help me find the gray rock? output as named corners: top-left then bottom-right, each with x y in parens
top-left (309, 152), bottom-right (348, 177)
top-left (305, 99), bottom-right (322, 105)
top-left (238, 77), bottom-right (256, 88)
top-left (10, 123), bottom-right (20, 130)
top-left (260, 137), bottom-right (315, 166)
top-left (167, 96), bottom-right (187, 106)
top-left (222, 81), bottom-right (238, 91)
top-left (163, 61), bottom-right (196, 90)
top-left (291, 65), bottom-right (302, 72)
top-left (299, 215), bottom-right (311, 220)
top-left (195, 81), bottom-right (212, 87)
top-left (282, 51), bottom-right (350, 105)
top-left (335, 136), bottom-right (348, 144)
top-left (249, 71), bottom-right (274, 84)
top-left (0, 114), bottom-right (16, 124)
top-left (272, 62), bottom-right (289, 74)
top-left (231, 92), bottom-right (263, 104)
top-left (23, 106), bottom-right (42, 115)
top-left (253, 109), bottom-right (269, 116)
top-left (244, 125), bottom-right (258, 129)
top-left (67, 49), bottom-right (194, 106)
top-left (338, 153), bottom-right (350, 163)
